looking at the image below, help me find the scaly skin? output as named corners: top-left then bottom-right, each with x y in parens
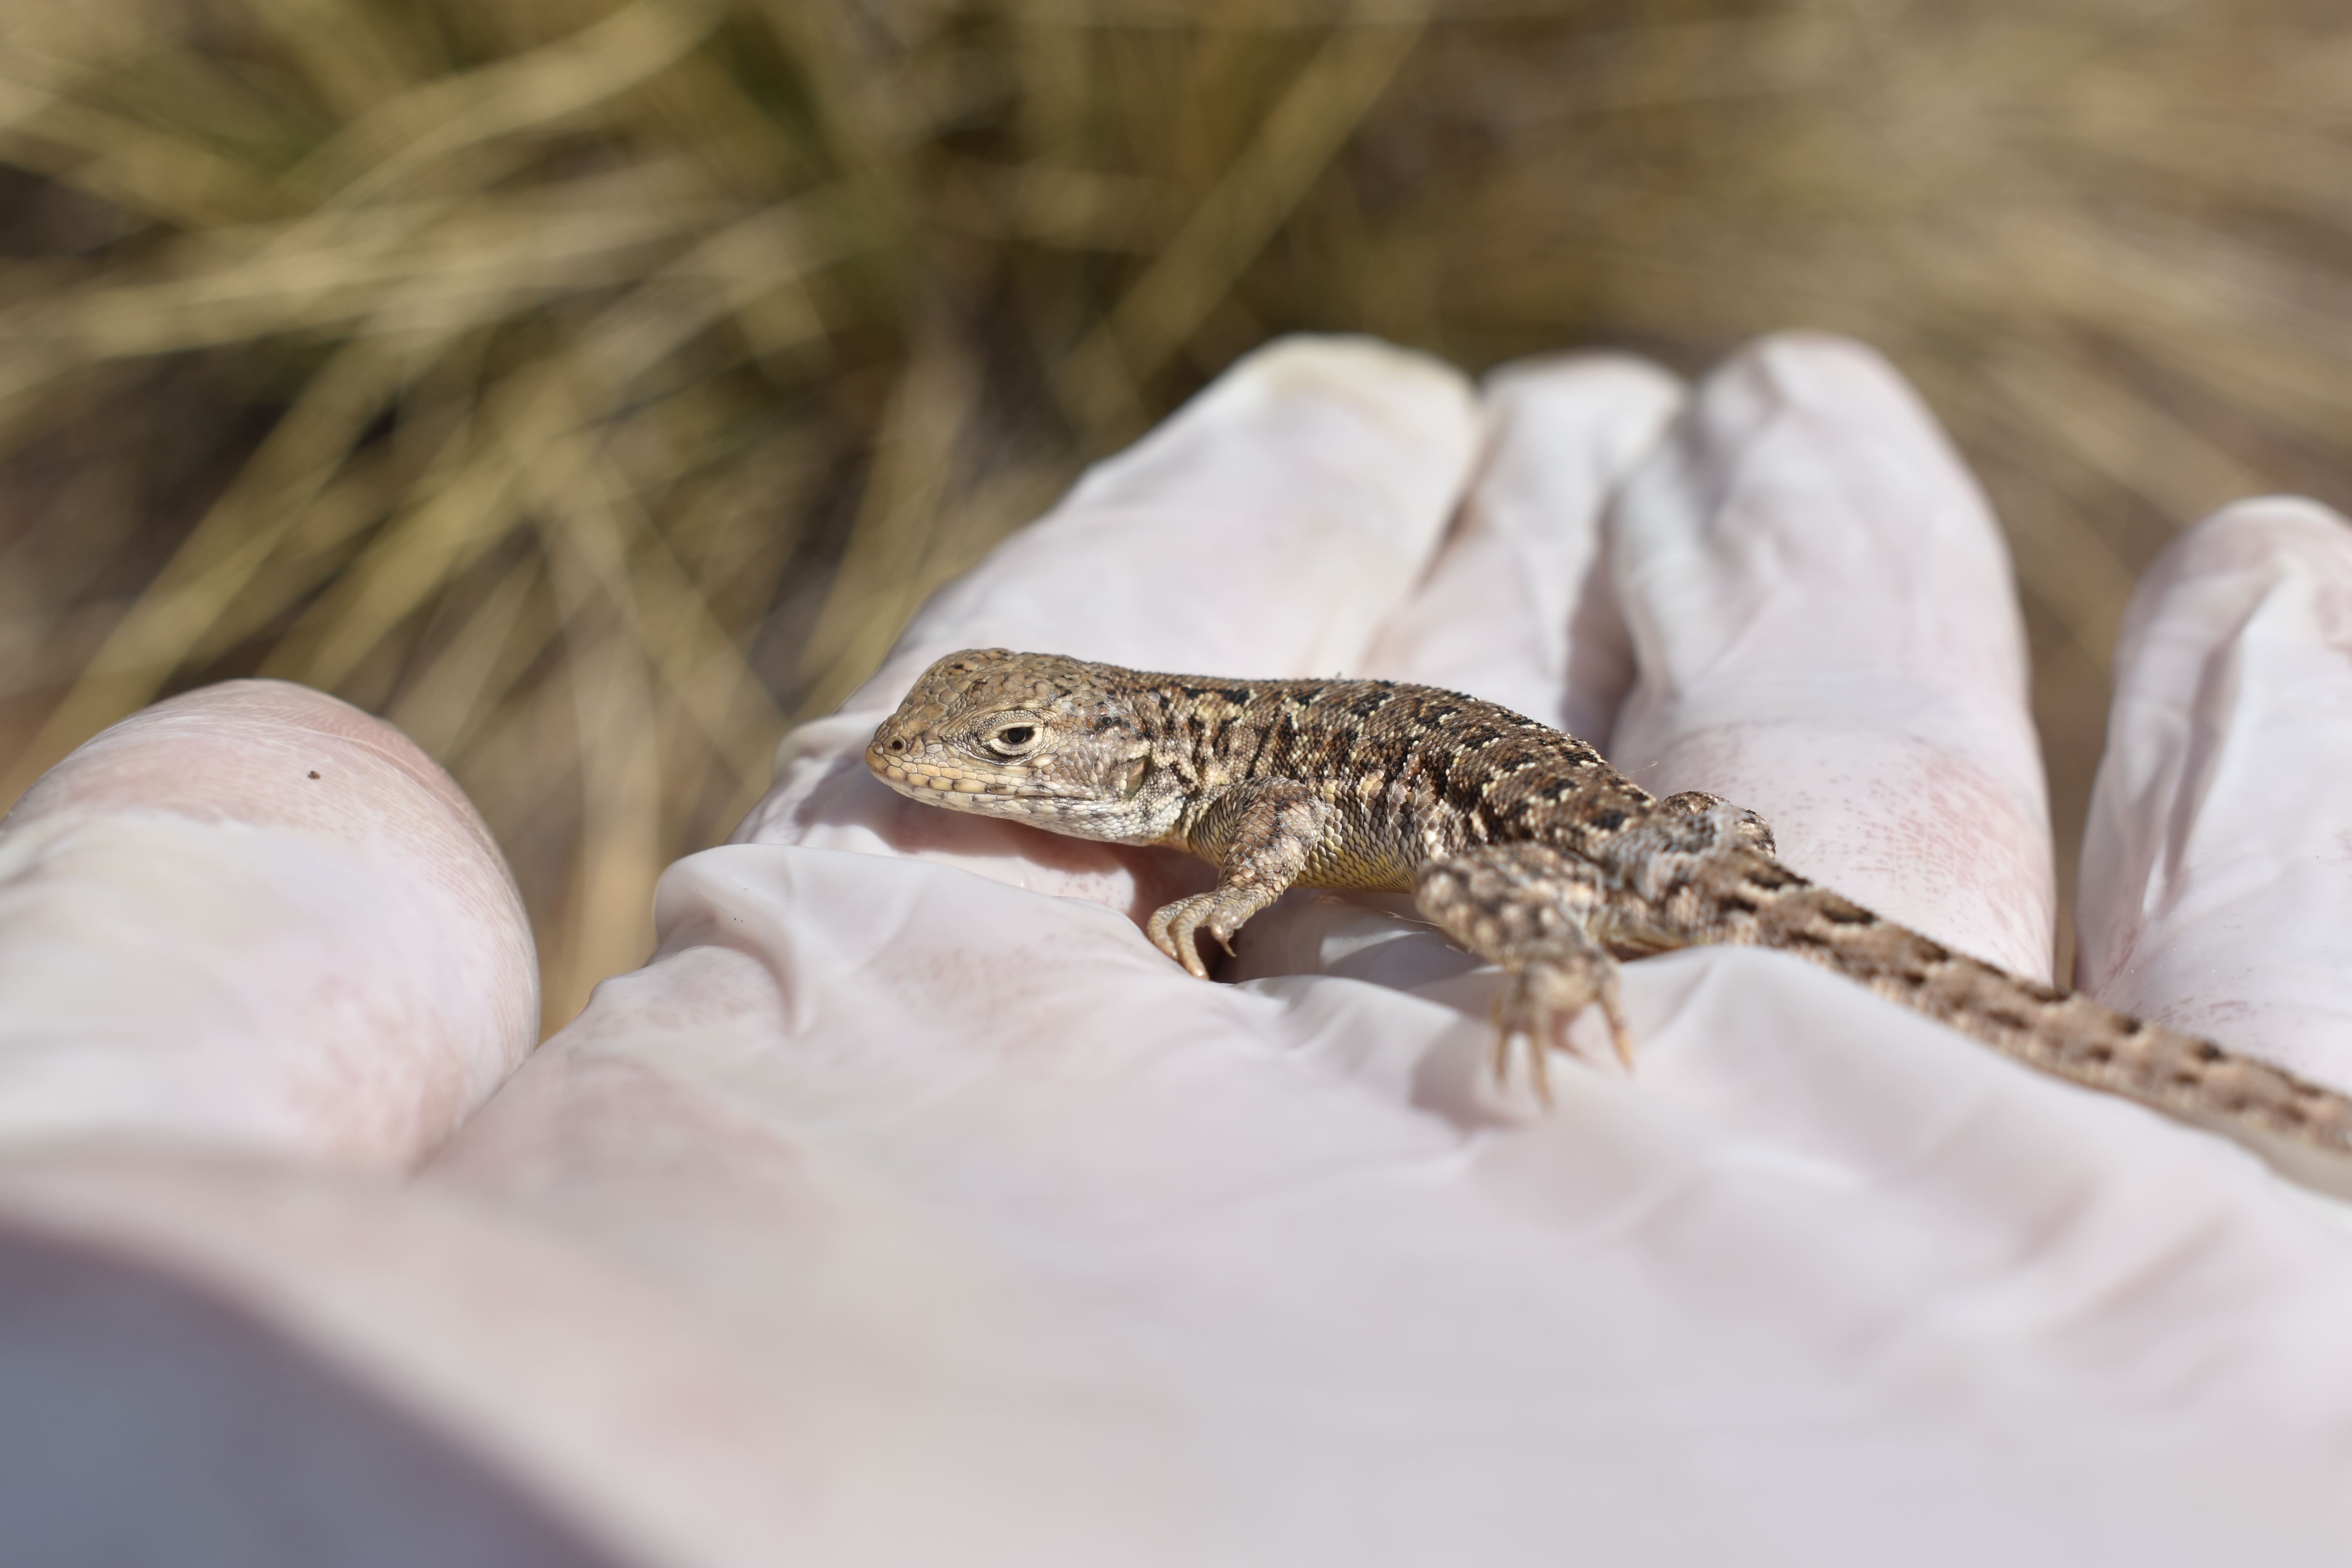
top-left (867, 648), bottom-right (2352, 1198)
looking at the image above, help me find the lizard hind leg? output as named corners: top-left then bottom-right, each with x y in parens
top-left (1415, 844), bottom-right (1634, 1103)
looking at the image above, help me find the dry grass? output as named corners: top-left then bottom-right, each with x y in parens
top-left (3, 0), bottom-right (2348, 1018)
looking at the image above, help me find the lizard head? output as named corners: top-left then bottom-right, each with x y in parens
top-left (866, 648), bottom-right (1170, 842)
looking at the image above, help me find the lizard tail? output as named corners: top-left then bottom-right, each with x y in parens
top-left (1733, 867), bottom-right (2352, 1200)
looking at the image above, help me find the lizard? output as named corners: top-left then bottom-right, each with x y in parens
top-left (866, 646), bottom-right (2352, 1199)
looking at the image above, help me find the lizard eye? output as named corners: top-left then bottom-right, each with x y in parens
top-left (984, 723), bottom-right (1040, 757)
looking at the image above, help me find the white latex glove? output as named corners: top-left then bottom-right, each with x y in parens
top-left (4, 335), bottom-right (2352, 1568)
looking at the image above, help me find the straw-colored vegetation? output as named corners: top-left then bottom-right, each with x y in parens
top-left (3, 0), bottom-right (2347, 1020)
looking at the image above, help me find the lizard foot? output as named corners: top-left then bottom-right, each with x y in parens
top-left (1489, 945), bottom-right (1634, 1108)
top-left (1415, 844), bottom-right (1633, 1107)
top-left (1145, 890), bottom-right (1260, 979)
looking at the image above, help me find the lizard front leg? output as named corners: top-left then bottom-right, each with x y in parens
top-left (1414, 843), bottom-right (1632, 1105)
top-left (1149, 785), bottom-right (1329, 978)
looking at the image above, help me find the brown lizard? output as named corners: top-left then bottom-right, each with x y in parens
top-left (867, 647), bottom-right (2352, 1198)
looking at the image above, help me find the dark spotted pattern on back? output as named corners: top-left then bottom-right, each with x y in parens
top-left (1071, 673), bottom-right (1662, 890)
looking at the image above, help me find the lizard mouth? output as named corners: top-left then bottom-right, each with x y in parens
top-left (865, 743), bottom-right (1035, 798)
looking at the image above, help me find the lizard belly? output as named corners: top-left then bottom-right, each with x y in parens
top-left (1296, 825), bottom-right (1419, 893)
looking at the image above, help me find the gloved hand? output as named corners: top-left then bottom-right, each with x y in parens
top-left (4, 334), bottom-right (2352, 1567)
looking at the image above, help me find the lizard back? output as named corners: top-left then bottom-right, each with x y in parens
top-left (1106, 671), bottom-right (1664, 882)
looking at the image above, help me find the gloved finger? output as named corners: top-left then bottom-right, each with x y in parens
top-left (0, 1151), bottom-right (673, 1566)
top-left (735, 336), bottom-right (1479, 942)
top-left (1604, 334), bottom-right (2055, 978)
top-left (1358, 353), bottom-right (1684, 741)
top-left (2076, 498), bottom-right (2352, 1090)
top-left (0, 680), bottom-right (536, 1169)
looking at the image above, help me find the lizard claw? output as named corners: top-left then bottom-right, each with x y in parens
top-left (1488, 996), bottom-right (1556, 1109)
top-left (1602, 1005), bottom-right (1636, 1075)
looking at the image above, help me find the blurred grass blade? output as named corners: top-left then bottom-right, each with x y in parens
top-left (1056, 11), bottom-right (1425, 438)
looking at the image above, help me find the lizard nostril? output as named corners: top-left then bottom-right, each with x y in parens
top-left (887, 737), bottom-right (906, 753)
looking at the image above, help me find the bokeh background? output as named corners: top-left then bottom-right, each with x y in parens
top-left (3, 0), bottom-right (2346, 1026)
